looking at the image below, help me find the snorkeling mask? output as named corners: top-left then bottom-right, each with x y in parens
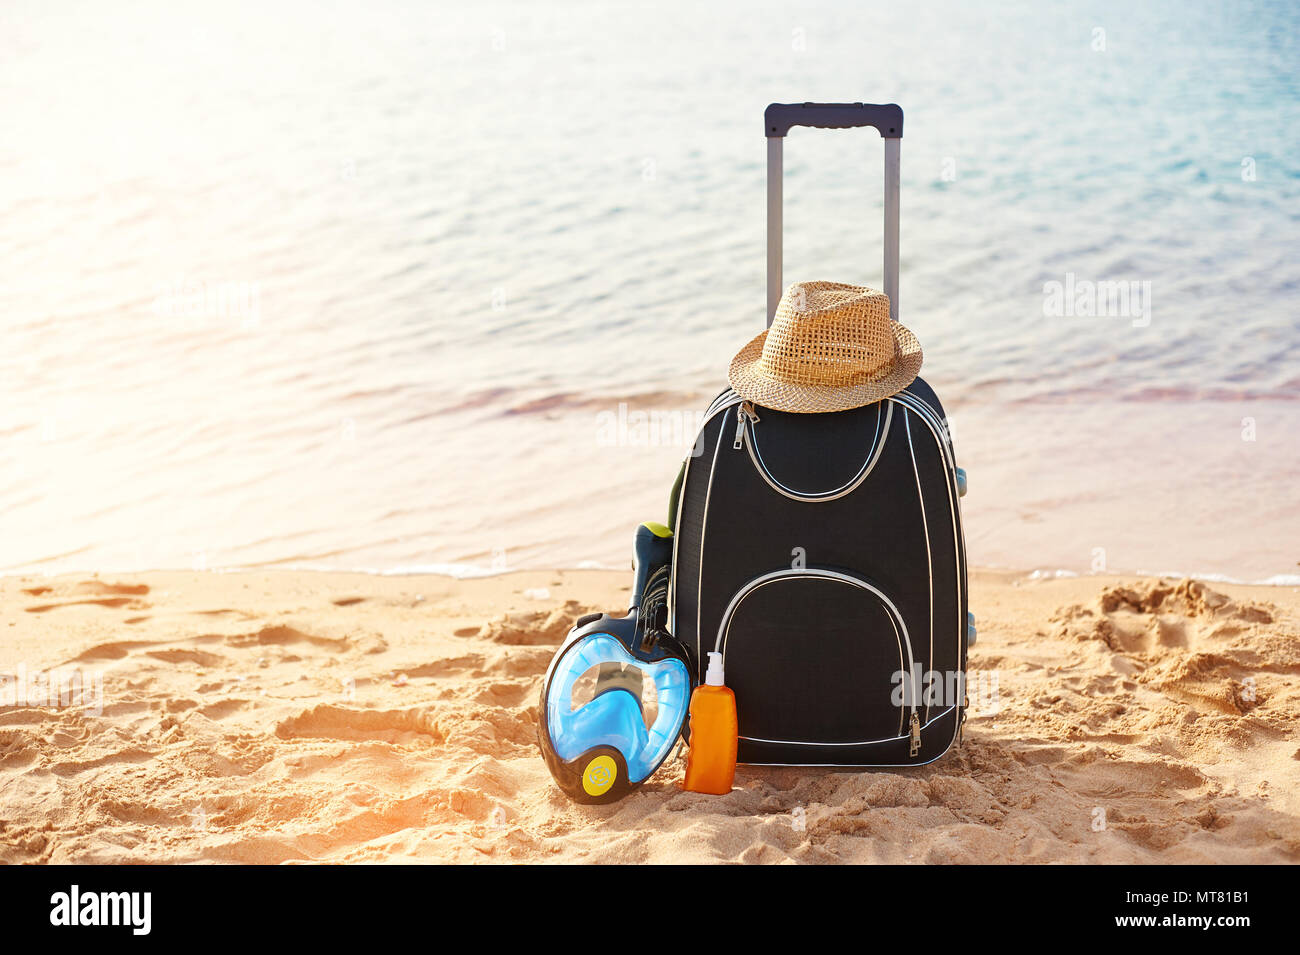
top-left (538, 523), bottom-right (693, 804)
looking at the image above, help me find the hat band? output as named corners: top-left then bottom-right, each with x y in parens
top-left (755, 350), bottom-right (895, 388)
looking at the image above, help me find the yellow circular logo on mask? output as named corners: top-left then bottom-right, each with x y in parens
top-left (582, 755), bottom-right (618, 797)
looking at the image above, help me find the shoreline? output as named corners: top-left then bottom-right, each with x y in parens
top-left (6, 562), bottom-right (1300, 588)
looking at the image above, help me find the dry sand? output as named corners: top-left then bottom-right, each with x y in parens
top-left (0, 569), bottom-right (1296, 864)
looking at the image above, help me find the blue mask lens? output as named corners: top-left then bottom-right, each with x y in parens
top-left (546, 633), bottom-right (690, 784)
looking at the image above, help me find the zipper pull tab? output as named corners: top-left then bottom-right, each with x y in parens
top-left (909, 712), bottom-right (922, 757)
top-left (733, 402), bottom-right (759, 450)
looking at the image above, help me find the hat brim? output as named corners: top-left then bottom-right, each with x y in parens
top-left (727, 321), bottom-right (923, 413)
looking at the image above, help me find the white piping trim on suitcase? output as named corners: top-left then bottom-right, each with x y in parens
top-left (894, 391), bottom-right (948, 456)
top-left (740, 403), bottom-right (891, 502)
top-left (888, 393), bottom-right (964, 720)
top-left (700, 388), bottom-right (739, 422)
top-left (904, 409), bottom-right (935, 726)
top-left (692, 418), bottom-right (731, 668)
top-left (715, 567), bottom-right (915, 742)
top-left (907, 386), bottom-right (969, 679)
top-left (898, 392), bottom-right (966, 751)
top-left (896, 389), bottom-right (955, 467)
top-left (667, 457), bottom-right (688, 637)
top-left (893, 393), bottom-right (961, 594)
top-left (741, 706), bottom-right (956, 749)
top-left (668, 391), bottom-right (743, 647)
top-left (891, 392), bottom-right (960, 582)
top-left (954, 469), bottom-right (970, 676)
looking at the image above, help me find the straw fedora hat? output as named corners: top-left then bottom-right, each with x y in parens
top-left (728, 281), bottom-right (923, 413)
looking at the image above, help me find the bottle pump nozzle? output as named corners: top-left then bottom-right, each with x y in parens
top-left (705, 652), bottom-right (725, 687)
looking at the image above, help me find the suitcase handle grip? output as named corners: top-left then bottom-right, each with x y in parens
top-left (764, 102), bottom-right (903, 139)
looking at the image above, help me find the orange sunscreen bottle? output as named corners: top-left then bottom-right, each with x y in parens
top-left (683, 652), bottom-right (737, 795)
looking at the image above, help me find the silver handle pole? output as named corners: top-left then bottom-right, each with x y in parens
top-left (883, 137), bottom-right (900, 322)
top-left (766, 136), bottom-right (783, 327)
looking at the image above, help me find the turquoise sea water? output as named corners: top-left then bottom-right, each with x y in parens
top-left (2, 0), bottom-right (1298, 579)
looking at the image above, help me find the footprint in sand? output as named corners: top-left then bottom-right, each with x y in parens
top-left (460, 603), bottom-right (586, 646)
top-left (398, 654), bottom-right (488, 679)
top-left (26, 596), bottom-right (149, 613)
top-left (275, 704), bottom-right (445, 743)
top-left (73, 581), bottom-right (151, 597)
top-left (24, 580), bottom-right (152, 614)
top-left (1054, 578), bottom-right (1294, 717)
top-left (144, 649), bottom-right (225, 667)
top-left (1056, 579), bottom-right (1275, 656)
top-left (65, 639), bottom-right (229, 671)
top-left (198, 698), bottom-right (250, 721)
top-left (68, 640), bottom-right (158, 663)
top-left (223, 625), bottom-right (349, 651)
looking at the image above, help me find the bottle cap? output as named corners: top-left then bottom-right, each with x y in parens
top-left (705, 652), bottom-right (725, 687)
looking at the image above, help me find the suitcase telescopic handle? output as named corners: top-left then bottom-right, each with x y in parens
top-left (765, 102), bottom-right (903, 326)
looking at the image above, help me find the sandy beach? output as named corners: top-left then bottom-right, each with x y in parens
top-left (1, 568), bottom-right (1295, 864)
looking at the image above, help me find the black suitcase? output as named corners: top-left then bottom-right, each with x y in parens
top-left (668, 103), bottom-right (972, 767)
